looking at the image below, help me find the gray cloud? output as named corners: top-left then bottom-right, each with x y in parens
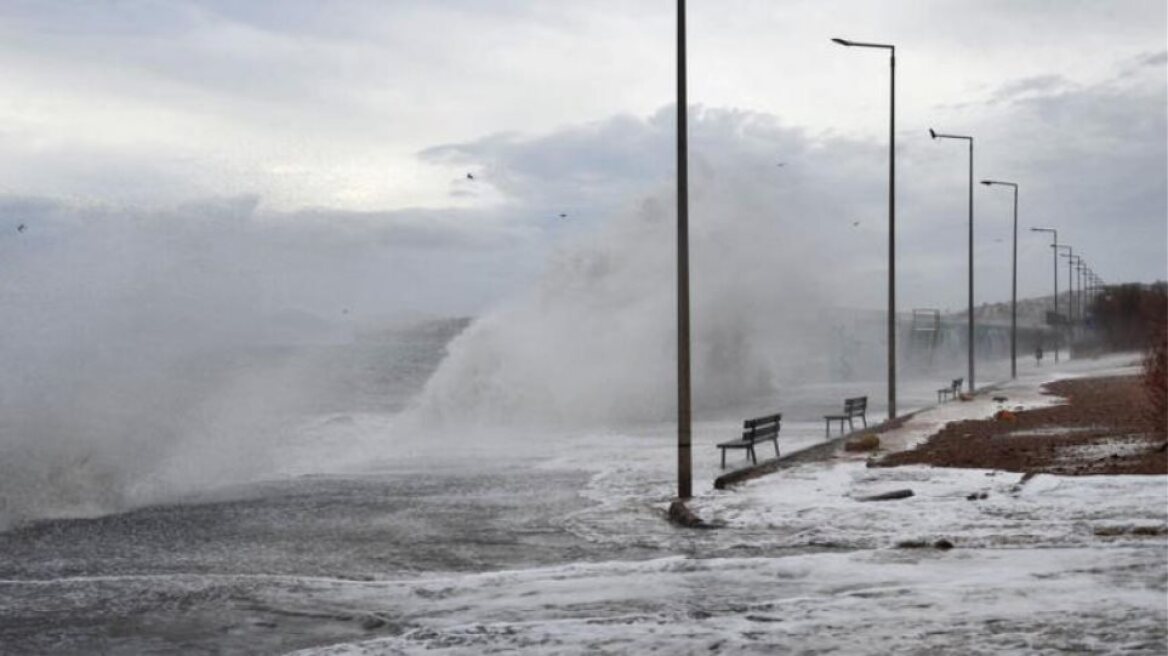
top-left (988, 75), bottom-right (1070, 104)
top-left (411, 55), bottom-right (1165, 312)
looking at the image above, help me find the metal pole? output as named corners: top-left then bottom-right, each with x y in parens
top-left (1077, 263), bottom-right (1083, 324)
top-left (990, 181), bottom-right (1021, 375)
top-left (675, 0), bottom-right (692, 500)
top-left (967, 140), bottom-right (975, 393)
top-left (1031, 227), bottom-right (1058, 362)
top-left (1067, 251), bottom-right (1074, 342)
top-left (930, 129), bottom-right (975, 389)
top-left (888, 49), bottom-right (897, 419)
top-left (1054, 244), bottom-right (1073, 354)
top-left (1052, 233), bottom-right (1059, 362)
top-left (1075, 263), bottom-right (1081, 324)
top-left (833, 36), bottom-right (897, 418)
top-left (1077, 262), bottom-right (1085, 325)
top-left (1010, 185), bottom-right (1017, 379)
top-left (1078, 262), bottom-right (1083, 322)
top-left (1072, 261), bottom-right (1078, 324)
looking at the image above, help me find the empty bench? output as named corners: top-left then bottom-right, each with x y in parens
top-left (717, 413), bottom-right (781, 468)
top-left (824, 396), bottom-right (867, 437)
top-left (937, 378), bottom-right (963, 402)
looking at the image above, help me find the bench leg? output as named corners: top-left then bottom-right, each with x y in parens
top-left (825, 419), bottom-right (830, 438)
top-left (861, 415), bottom-right (867, 429)
top-left (749, 445), bottom-right (757, 465)
top-left (848, 417), bottom-right (854, 433)
top-left (721, 447), bottom-right (726, 469)
top-left (772, 439), bottom-right (780, 458)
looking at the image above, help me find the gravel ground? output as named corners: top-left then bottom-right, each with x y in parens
top-left (876, 375), bottom-right (1167, 475)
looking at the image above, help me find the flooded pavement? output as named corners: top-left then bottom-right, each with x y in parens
top-left (0, 466), bottom-right (607, 653)
top-left (2, 356), bottom-right (1158, 654)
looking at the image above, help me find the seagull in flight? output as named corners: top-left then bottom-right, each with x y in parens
top-left (466, 172), bottom-right (475, 180)
top-left (852, 221), bottom-right (860, 228)
top-left (16, 224), bottom-right (26, 233)
top-left (559, 213), bottom-right (568, 219)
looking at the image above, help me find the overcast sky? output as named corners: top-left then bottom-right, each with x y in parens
top-left (0, 0), bottom-right (1163, 318)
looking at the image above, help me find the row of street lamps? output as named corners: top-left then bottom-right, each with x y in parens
top-left (1021, 230), bottom-right (1102, 364)
top-left (832, 38), bottom-right (1104, 405)
top-left (673, 4), bottom-right (1102, 498)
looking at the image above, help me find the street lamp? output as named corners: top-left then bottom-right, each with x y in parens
top-left (982, 179), bottom-right (1018, 378)
top-left (1062, 252), bottom-right (1081, 330)
top-left (676, 0), bottom-right (692, 499)
top-left (931, 127), bottom-right (976, 393)
top-left (833, 36), bottom-right (897, 419)
top-left (1054, 245), bottom-right (1073, 350)
top-left (1081, 264), bottom-right (1088, 318)
top-left (1030, 226), bottom-right (1059, 362)
top-left (1076, 260), bottom-right (1087, 324)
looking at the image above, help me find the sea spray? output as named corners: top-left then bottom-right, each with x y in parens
top-left (410, 177), bottom-right (840, 429)
top-left (0, 197), bottom-right (467, 528)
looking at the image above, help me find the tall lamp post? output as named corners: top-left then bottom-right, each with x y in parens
top-left (1061, 252), bottom-right (1080, 335)
top-left (1054, 245), bottom-right (1073, 326)
top-left (675, 0), bottom-right (692, 499)
top-left (1030, 227), bottom-right (1059, 362)
top-left (832, 36), bottom-right (897, 419)
top-left (1074, 256), bottom-right (1083, 324)
top-left (982, 179), bottom-right (1018, 378)
top-left (930, 128), bottom-right (976, 392)
top-left (1076, 260), bottom-right (1087, 324)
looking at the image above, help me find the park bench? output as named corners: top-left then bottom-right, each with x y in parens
top-left (937, 378), bottom-right (963, 403)
top-left (717, 413), bottom-right (781, 468)
top-left (824, 396), bottom-right (867, 437)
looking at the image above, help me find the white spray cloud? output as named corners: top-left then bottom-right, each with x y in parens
top-left (0, 195), bottom-right (539, 526)
top-left (410, 109), bottom-right (877, 429)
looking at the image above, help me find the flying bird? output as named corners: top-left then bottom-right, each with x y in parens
top-left (776, 162), bottom-right (786, 167)
top-left (16, 224), bottom-right (26, 233)
top-left (852, 221), bottom-right (860, 227)
top-left (466, 172), bottom-right (475, 180)
top-left (559, 213), bottom-right (568, 219)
